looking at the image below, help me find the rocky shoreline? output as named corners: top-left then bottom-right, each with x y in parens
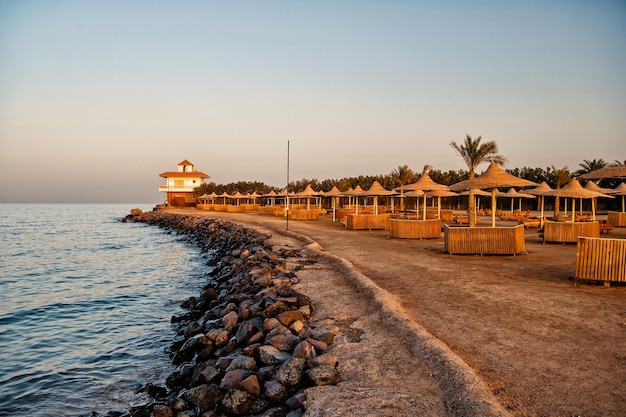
top-left (113, 209), bottom-right (340, 417)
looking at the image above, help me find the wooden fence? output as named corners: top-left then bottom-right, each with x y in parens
top-left (543, 221), bottom-right (599, 244)
top-left (389, 219), bottom-right (442, 239)
top-left (345, 214), bottom-right (390, 230)
top-left (575, 237), bottom-right (626, 285)
top-left (443, 224), bottom-right (526, 255)
top-left (607, 211), bottom-right (626, 227)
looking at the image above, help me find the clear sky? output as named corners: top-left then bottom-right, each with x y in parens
top-left (1, 0), bottom-right (625, 203)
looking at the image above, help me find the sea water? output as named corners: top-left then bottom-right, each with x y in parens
top-left (0, 204), bottom-right (206, 416)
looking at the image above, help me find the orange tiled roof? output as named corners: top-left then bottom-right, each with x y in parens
top-left (159, 171), bottom-right (210, 178)
top-left (178, 159), bottom-right (194, 166)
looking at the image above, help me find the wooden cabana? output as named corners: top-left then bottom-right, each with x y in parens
top-left (395, 170), bottom-right (449, 220)
top-left (542, 179), bottom-right (612, 243)
top-left (447, 163), bottom-right (538, 255)
top-left (344, 181), bottom-right (395, 230)
top-left (323, 186), bottom-right (344, 222)
top-left (337, 186), bottom-right (366, 220)
top-left (502, 188), bottom-right (536, 213)
top-left (389, 172), bottom-right (449, 239)
top-left (450, 163), bottom-right (538, 228)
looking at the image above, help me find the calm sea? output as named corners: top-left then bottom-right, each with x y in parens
top-left (0, 204), bottom-right (208, 416)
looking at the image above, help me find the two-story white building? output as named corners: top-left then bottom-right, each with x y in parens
top-left (159, 160), bottom-right (210, 206)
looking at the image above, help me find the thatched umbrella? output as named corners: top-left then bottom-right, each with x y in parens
top-left (458, 189), bottom-right (491, 214)
top-left (424, 190), bottom-right (458, 219)
top-left (503, 188), bottom-right (536, 213)
top-left (526, 181), bottom-right (553, 227)
top-left (363, 181), bottom-right (397, 215)
top-left (610, 182), bottom-right (626, 212)
top-left (343, 186), bottom-right (365, 214)
top-left (323, 186), bottom-right (344, 222)
top-left (228, 191), bottom-right (246, 206)
top-left (583, 182), bottom-right (614, 218)
top-left (396, 171), bottom-right (449, 220)
top-left (450, 162), bottom-right (538, 227)
top-left (544, 178), bottom-right (613, 222)
top-left (580, 165), bottom-right (626, 181)
top-left (197, 193), bottom-right (211, 204)
top-left (263, 190), bottom-right (278, 206)
top-left (401, 190), bottom-right (424, 217)
top-left (296, 185), bottom-right (320, 210)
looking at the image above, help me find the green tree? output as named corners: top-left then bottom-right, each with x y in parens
top-left (575, 159), bottom-right (607, 177)
top-left (450, 135), bottom-right (507, 226)
top-left (391, 164), bottom-right (416, 211)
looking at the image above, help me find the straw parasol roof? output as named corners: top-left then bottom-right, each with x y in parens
top-left (450, 163), bottom-right (538, 191)
top-left (525, 181), bottom-right (553, 226)
top-left (296, 185), bottom-right (320, 196)
top-left (395, 172), bottom-right (449, 220)
top-left (343, 185), bottom-right (365, 196)
top-left (228, 191), bottom-right (246, 199)
top-left (580, 165), bottom-right (626, 180)
top-left (584, 181), bottom-right (613, 194)
top-left (526, 181), bottom-right (553, 196)
top-left (544, 178), bottom-right (611, 199)
top-left (450, 163), bottom-right (538, 227)
top-left (403, 190), bottom-right (424, 197)
top-left (323, 186), bottom-right (344, 197)
top-left (459, 189), bottom-right (491, 196)
top-left (263, 190), bottom-right (278, 197)
top-left (396, 171), bottom-right (449, 192)
top-left (544, 178), bottom-right (613, 221)
top-left (364, 181), bottom-right (396, 196)
top-left (611, 182), bottom-right (626, 195)
top-left (504, 188), bottom-right (536, 199)
top-left (425, 190), bottom-right (458, 198)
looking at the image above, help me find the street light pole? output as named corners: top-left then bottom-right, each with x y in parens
top-left (286, 140), bottom-right (290, 230)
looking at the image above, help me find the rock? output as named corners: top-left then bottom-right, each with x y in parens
top-left (306, 352), bottom-right (338, 369)
top-left (225, 355), bottom-right (257, 372)
top-left (275, 357), bottom-right (306, 386)
top-left (267, 332), bottom-right (300, 352)
top-left (115, 213), bottom-right (341, 417)
top-left (191, 363), bottom-right (220, 386)
top-left (222, 311), bottom-right (239, 330)
top-left (153, 405), bottom-right (173, 417)
top-left (240, 374), bottom-right (261, 397)
top-left (258, 345), bottom-right (292, 366)
top-left (292, 340), bottom-right (316, 360)
top-left (276, 310), bottom-right (304, 327)
top-left (220, 369), bottom-right (248, 390)
top-left (221, 389), bottom-right (253, 415)
top-left (264, 380), bottom-right (288, 403)
top-left (263, 318), bottom-right (281, 332)
top-left (305, 365), bottom-right (341, 386)
top-left (178, 384), bottom-right (222, 413)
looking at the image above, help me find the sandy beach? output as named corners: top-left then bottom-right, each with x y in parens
top-left (163, 207), bottom-right (625, 417)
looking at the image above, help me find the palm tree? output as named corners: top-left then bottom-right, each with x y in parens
top-left (575, 159), bottom-right (607, 177)
top-left (392, 165), bottom-right (416, 211)
top-left (450, 135), bottom-right (507, 226)
top-left (549, 165), bottom-right (571, 218)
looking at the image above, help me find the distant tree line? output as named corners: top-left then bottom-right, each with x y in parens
top-left (195, 158), bottom-right (622, 196)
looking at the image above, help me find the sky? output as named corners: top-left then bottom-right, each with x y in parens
top-left (1, 1), bottom-right (625, 203)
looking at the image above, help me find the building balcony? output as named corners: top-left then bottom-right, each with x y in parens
top-left (159, 186), bottom-right (195, 193)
